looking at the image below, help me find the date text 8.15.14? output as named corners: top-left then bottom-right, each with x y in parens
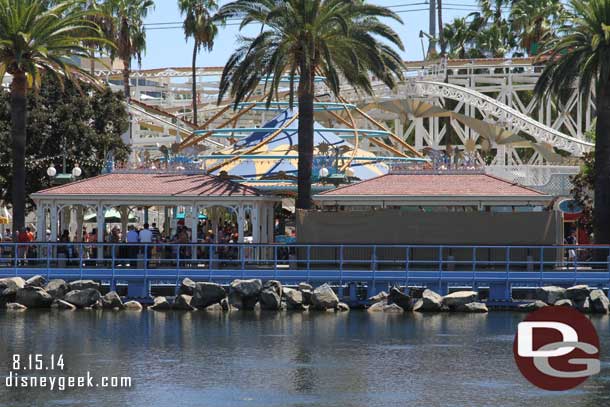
top-left (12, 354), bottom-right (65, 371)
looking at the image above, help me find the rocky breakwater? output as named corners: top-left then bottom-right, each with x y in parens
top-left (145, 279), bottom-right (349, 312)
top-left (518, 285), bottom-right (610, 313)
top-left (367, 287), bottom-right (488, 313)
top-left (0, 277), bottom-right (127, 311)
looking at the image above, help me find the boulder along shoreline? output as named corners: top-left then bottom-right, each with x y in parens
top-left (1, 277), bottom-right (608, 314)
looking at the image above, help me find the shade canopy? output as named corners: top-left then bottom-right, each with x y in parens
top-left (205, 109), bottom-right (388, 180)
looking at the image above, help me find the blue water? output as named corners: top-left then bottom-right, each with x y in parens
top-left (0, 311), bottom-right (608, 407)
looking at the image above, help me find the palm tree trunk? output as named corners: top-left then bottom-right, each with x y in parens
top-left (594, 82), bottom-right (610, 245)
top-left (296, 68), bottom-right (314, 210)
top-left (122, 63), bottom-right (130, 100)
top-left (192, 43), bottom-right (198, 126)
top-left (10, 71), bottom-right (28, 234)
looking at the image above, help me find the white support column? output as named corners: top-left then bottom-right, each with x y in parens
top-left (415, 116), bottom-right (424, 150)
top-left (252, 205), bottom-right (261, 243)
top-left (190, 203), bottom-right (198, 243)
top-left (75, 206), bottom-right (84, 242)
top-left (96, 203), bottom-right (104, 260)
top-left (260, 204), bottom-right (268, 244)
top-left (35, 202), bottom-right (45, 241)
top-left (50, 204), bottom-right (58, 242)
top-left (237, 205), bottom-right (246, 243)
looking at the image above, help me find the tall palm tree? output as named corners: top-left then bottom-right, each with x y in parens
top-left (106, 0), bottom-right (154, 99)
top-left (0, 0), bottom-right (108, 233)
top-left (535, 0), bottom-right (610, 245)
top-left (443, 17), bottom-right (477, 59)
top-left (217, 0), bottom-right (405, 210)
top-left (178, 0), bottom-right (221, 126)
top-left (510, 0), bottom-right (566, 56)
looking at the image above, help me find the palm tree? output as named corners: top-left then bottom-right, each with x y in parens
top-left (510, 0), bottom-right (566, 56)
top-left (0, 0), bottom-right (108, 233)
top-left (217, 0), bottom-right (405, 210)
top-left (178, 0), bottom-right (221, 126)
top-left (106, 0), bottom-right (154, 99)
top-left (443, 17), bottom-right (477, 59)
top-left (535, 0), bottom-right (610, 245)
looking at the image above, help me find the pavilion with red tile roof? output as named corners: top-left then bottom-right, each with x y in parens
top-left (31, 171), bottom-right (280, 246)
top-left (314, 169), bottom-right (551, 209)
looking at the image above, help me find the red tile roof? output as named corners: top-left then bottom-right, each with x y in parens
top-left (318, 173), bottom-right (547, 197)
top-left (34, 173), bottom-right (263, 197)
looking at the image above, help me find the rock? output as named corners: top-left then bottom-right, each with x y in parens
top-left (52, 299), bottom-right (77, 310)
top-left (388, 287), bottom-right (412, 311)
top-left (0, 277), bottom-right (26, 302)
top-left (336, 302), bottom-right (350, 312)
top-left (383, 303), bottom-right (404, 313)
top-left (367, 301), bottom-right (386, 312)
top-left (6, 303), bottom-right (27, 311)
top-left (566, 285), bottom-right (590, 301)
top-left (180, 278), bottom-right (196, 296)
top-left (589, 289), bottom-right (610, 314)
top-left (150, 296), bottom-right (171, 311)
top-left (311, 284), bottom-right (339, 310)
top-left (283, 288), bottom-right (306, 311)
top-left (231, 279), bottom-right (263, 297)
top-left (229, 279), bottom-right (262, 310)
top-left (456, 302), bottom-right (488, 313)
top-left (298, 282), bottom-right (313, 291)
top-left (44, 279), bottom-right (70, 299)
top-left (191, 282), bottom-right (226, 309)
top-left (101, 291), bottom-right (123, 309)
top-left (69, 280), bottom-right (100, 291)
top-left (220, 297), bottom-right (231, 311)
top-left (519, 300), bottom-right (548, 312)
top-left (575, 297), bottom-right (591, 313)
top-left (442, 291), bottom-right (478, 308)
top-left (408, 287), bottom-right (425, 299)
top-left (301, 289), bottom-right (313, 306)
top-left (259, 288), bottom-right (282, 311)
top-left (25, 275), bottom-right (46, 288)
top-left (92, 300), bottom-right (103, 310)
top-left (413, 289), bottom-right (443, 312)
top-left (123, 300), bottom-right (143, 311)
top-left (173, 294), bottom-right (196, 311)
top-left (63, 289), bottom-right (102, 308)
top-left (554, 299), bottom-right (574, 307)
top-left (535, 286), bottom-right (566, 305)
top-left (263, 280), bottom-right (283, 297)
top-left (15, 287), bottom-right (53, 308)
top-left (205, 303), bottom-right (224, 311)
top-left (0, 277), bottom-right (26, 291)
top-left (368, 291), bottom-right (388, 303)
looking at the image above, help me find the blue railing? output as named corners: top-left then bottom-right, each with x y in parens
top-left (1, 243), bottom-right (609, 299)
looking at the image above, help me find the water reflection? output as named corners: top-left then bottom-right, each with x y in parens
top-left (0, 310), bottom-right (608, 407)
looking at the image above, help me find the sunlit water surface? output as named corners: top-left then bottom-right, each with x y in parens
top-left (0, 310), bottom-right (609, 407)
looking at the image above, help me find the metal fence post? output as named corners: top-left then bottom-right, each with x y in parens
top-left (306, 245), bottom-right (311, 282)
top-left (273, 245), bottom-right (278, 279)
top-left (339, 245), bottom-right (344, 286)
top-left (79, 243), bottom-right (83, 280)
top-left (405, 246), bottom-right (410, 287)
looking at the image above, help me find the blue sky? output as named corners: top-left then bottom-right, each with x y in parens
top-left (139, 0), bottom-right (484, 70)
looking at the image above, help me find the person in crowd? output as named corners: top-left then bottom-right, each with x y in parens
top-left (58, 229), bottom-right (72, 264)
top-left (126, 225), bottom-right (139, 265)
top-left (565, 229), bottom-right (578, 262)
top-left (150, 222), bottom-right (161, 242)
top-left (17, 226), bottom-right (35, 262)
top-left (139, 223), bottom-right (153, 261)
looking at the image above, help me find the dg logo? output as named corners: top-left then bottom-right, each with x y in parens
top-left (513, 306), bottom-right (601, 391)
